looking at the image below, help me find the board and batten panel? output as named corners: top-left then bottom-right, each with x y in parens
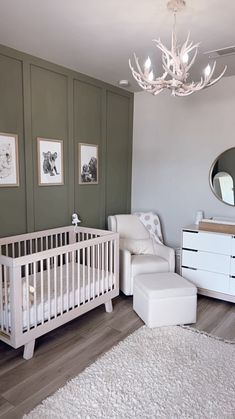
top-left (106, 91), bottom-right (132, 218)
top-left (74, 79), bottom-right (104, 228)
top-left (0, 54), bottom-right (26, 237)
top-left (31, 65), bottom-right (70, 230)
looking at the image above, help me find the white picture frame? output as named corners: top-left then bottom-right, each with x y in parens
top-left (79, 143), bottom-right (98, 185)
top-left (37, 137), bottom-right (64, 186)
top-left (0, 133), bottom-right (19, 187)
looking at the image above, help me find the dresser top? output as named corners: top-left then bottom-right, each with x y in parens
top-left (183, 224), bottom-right (199, 232)
top-left (183, 224), bottom-right (235, 237)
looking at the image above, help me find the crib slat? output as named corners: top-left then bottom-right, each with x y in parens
top-left (114, 239), bottom-right (117, 289)
top-left (0, 266), bottom-right (3, 332)
top-left (87, 246), bottom-right (91, 302)
top-left (60, 253), bottom-right (63, 314)
top-left (47, 258), bottom-right (51, 321)
top-left (77, 249), bottom-right (80, 307)
top-left (92, 245), bottom-right (95, 299)
top-left (82, 248), bottom-right (85, 304)
top-left (72, 251), bottom-right (75, 309)
top-left (106, 241), bottom-right (109, 293)
top-left (66, 252), bottom-right (69, 311)
top-left (33, 261), bottom-right (37, 328)
top-left (97, 243), bottom-right (100, 297)
top-left (3, 266), bottom-right (9, 333)
top-left (54, 256), bottom-right (57, 319)
top-left (25, 264), bottom-right (30, 332)
top-left (110, 240), bottom-right (113, 291)
top-left (40, 259), bottom-right (44, 325)
top-left (12, 243), bottom-right (15, 259)
top-left (101, 242), bottom-right (104, 295)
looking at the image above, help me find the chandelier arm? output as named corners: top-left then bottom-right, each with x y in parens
top-left (205, 65), bottom-right (227, 87)
top-left (175, 90), bottom-right (195, 96)
top-left (162, 59), bottom-right (184, 81)
top-left (132, 55), bottom-right (170, 86)
top-left (184, 47), bottom-right (199, 72)
top-left (132, 54), bottom-right (148, 79)
top-left (154, 89), bottom-right (164, 95)
top-left (180, 32), bottom-right (190, 51)
top-left (129, 58), bottom-right (170, 88)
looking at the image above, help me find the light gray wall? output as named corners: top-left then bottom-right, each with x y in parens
top-left (132, 75), bottom-right (235, 248)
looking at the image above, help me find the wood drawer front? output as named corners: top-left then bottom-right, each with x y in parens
top-left (182, 268), bottom-right (230, 294)
top-left (182, 250), bottom-right (230, 275)
top-left (183, 231), bottom-right (232, 255)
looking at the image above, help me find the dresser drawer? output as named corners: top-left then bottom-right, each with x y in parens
top-left (183, 230), bottom-right (232, 255)
top-left (182, 268), bottom-right (230, 294)
top-left (229, 276), bottom-right (235, 295)
top-left (231, 237), bottom-right (235, 257)
top-left (182, 249), bottom-right (230, 275)
top-left (230, 257), bottom-right (235, 276)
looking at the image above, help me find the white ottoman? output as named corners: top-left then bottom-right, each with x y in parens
top-left (133, 272), bottom-right (197, 328)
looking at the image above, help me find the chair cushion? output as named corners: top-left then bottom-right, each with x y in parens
top-left (134, 272), bottom-right (197, 299)
top-left (131, 254), bottom-right (169, 278)
top-left (120, 238), bottom-right (155, 255)
top-left (115, 214), bottom-right (150, 239)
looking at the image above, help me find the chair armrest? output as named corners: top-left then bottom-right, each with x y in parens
top-left (153, 242), bottom-right (175, 272)
top-left (119, 248), bottom-right (132, 295)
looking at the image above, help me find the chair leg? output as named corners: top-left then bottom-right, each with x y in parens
top-left (105, 299), bottom-right (113, 313)
top-left (23, 340), bottom-right (35, 360)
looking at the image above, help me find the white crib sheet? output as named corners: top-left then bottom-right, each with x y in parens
top-left (1, 262), bottom-right (114, 331)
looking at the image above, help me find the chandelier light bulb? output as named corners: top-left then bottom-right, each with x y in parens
top-left (148, 71), bottom-right (154, 81)
top-left (182, 52), bottom-right (189, 64)
top-left (144, 56), bottom-right (152, 70)
top-left (204, 64), bottom-right (211, 77)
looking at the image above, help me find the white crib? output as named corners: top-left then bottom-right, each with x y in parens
top-left (0, 225), bottom-right (119, 359)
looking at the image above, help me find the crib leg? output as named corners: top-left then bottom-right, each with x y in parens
top-left (105, 299), bottom-right (113, 313)
top-left (23, 340), bottom-right (35, 360)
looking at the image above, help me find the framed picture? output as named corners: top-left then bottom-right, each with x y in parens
top-left (37, 138), bottom-right (64, 186)
top-left (0, 133), bottom-right (19, 187)
top-left (79, 143), bottom-right (98, 184)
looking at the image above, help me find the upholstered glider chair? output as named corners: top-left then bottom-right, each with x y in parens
top-left (108, 214), bottom-right (175, 295)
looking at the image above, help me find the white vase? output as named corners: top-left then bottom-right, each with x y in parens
top-left (195, 210), bottom-right (204, 225)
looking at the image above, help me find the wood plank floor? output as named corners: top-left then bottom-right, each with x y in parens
top-left (0, 294), bottom-right (234, 418)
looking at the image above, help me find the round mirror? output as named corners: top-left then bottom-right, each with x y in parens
top-left (210, 147), bottom-right (235, 206)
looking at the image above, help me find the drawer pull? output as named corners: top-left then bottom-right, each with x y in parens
top-left (230, 275), bottom-right (235, 279)
top-left (183, 230), bottom-right (198, 234)
top-left (182, 248), bottom-right (198, 252)
top-left (182, 265), bottom-right (197, 271)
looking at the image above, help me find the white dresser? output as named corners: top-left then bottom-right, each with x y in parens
top-left (181, 225), bottom-right (235, 303)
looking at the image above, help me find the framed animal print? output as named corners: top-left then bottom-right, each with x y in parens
top-left (37, 138), bottom-right (64, 186)
top-left (0, 133), bottom-right (19, 187)
top-left (79, 143), bottom-right (98, 185)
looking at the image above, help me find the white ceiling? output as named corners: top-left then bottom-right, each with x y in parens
top-left (0, 0), bottom-right (235, 92)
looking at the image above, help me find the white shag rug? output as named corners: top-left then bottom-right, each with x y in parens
top-left (25, 326), bottom-right (235, 419)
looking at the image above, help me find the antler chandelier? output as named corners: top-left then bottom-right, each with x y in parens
top-left (129, 0), bottom-right (227, 97)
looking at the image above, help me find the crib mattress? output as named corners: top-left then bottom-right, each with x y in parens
top-left (1, 262), bottom-right (114, 331)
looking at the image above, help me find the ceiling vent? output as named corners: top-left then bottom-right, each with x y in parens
top-left (204, 46), bottom-right (235, 58)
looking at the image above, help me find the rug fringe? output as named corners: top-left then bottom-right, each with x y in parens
top-left (179, 325), bottom-right (235, 345)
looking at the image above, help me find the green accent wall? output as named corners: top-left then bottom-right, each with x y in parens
top-left (0, 45), bottom-right (133, 237)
